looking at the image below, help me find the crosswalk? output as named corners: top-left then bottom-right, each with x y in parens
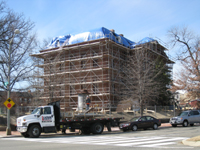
top-left (3, 136), bottom-right (188, 148)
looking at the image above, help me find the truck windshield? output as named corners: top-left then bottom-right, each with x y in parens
top-left (31, 107), bottom-right (41, 115)
top-left (178, 112), bottom-right (188, 116)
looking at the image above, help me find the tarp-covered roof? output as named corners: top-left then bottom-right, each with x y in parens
top-left (45, 27), bottom-right (135, 49)
top-left (45, 27), bottom-right (161, 50)
top-left (131, 37), bottom-right (156, 48)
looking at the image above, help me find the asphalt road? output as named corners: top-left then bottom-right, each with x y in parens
top-left (1, 125), bottom-right (200, 150)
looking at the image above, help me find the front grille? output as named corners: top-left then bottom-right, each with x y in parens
top-left (171, 118), bottom-right (177, 120)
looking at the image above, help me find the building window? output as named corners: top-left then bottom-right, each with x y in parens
top-left (93, 59), bottom-right (98, 68)
top-left (81, 60), bottom-right (86, 69)
top-left (81, 53), bottom-right (86, 58)
top-left (60, 87), bottom-right (64, 96)
top-left (81, 84), bottom-right (86, 89)
top-left (70, 79), bottom-right (75, 83)
top-left (70, 62), bottom-right (75, 70)
top-left (59, 64), bottom-right (62, 71)
top-left (112, 84), bottom-right (116, 94)
top-left (70, 85), bottom-right (76, 95)
top-left (93, 83), bottom-right (99, 94)
top-left (81, 77), bottom-right (86, 83)
top-left (92, 50), bottom-right (98, 56)
top-left (24, 107), bottom-right (27, 111)
top-left (70, 54), bottom-right (74, 60)
top-left (20, 98), bottom-right (22, 103)
top-left (93, 76), bottom-right (98, 82)
top-left (24, 98), bottom-right (27, 103)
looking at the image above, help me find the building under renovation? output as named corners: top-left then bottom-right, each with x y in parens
top-left (31, 27), bottom-right (173, 112)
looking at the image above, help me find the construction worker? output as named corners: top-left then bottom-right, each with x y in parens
top-left (86, 96), bottom-right (91, 110)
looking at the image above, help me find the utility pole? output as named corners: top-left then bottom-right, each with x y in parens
top-left (6, 29), bottom-right (20, 135)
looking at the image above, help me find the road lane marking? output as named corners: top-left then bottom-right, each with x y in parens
top-left (2, 136), bottom-right (188, 148)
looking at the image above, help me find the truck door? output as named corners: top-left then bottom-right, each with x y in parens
top-left (39, 106), bottom-right (55, 127)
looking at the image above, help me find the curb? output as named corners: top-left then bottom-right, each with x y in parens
top-left (0, 131), bottom-right (21, 138)
top-left (182, 139), bottom-right (200, 147)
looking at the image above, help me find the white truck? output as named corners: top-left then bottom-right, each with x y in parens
top-left (17, 101), bottom-right (122, 138)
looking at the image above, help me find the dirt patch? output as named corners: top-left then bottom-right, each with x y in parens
top-left (187, 136), bottom-right (200, 142)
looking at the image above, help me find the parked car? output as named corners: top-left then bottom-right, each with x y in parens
top-left (119, 116), bottom-right (161, 131)
top-left (170, 110), bottom-right (200, 127)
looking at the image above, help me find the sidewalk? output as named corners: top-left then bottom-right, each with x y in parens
top-left (0, 130), bottom-right (21, 138)
top-left (182, 136), bottom-right (200, 147)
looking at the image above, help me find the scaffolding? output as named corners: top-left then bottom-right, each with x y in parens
top-left (31, 35), bottom-right (174, 113)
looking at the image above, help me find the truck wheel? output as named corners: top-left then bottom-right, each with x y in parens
top-left (21, 132), bottom-right (29, 138)
top-left (79, 128), bottom-right (91, 135)
top-left (28, 125), bottom-right (41, 138)
top-left (91, 123), bottom-right (103, 134)
top-left (123, 129), bottom-right (127, 132)
top-left (62, 129), bottom-right (66, 134)
top-left (182, 120), bottom-right (188, 127)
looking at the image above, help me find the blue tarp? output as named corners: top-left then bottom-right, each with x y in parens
top-left (45, 27), bottom-right (157, 50)
top-left (45, 27), bottom-right (135, 49)
top-left (45, 35), bottom-right (71, 49)
top-left (131, 37), bottom-right (156, 48)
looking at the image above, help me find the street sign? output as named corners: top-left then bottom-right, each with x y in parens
top-left (4, 98), bottom-right (15, 109)
top-left (4, 82), bottom-right (8, 86)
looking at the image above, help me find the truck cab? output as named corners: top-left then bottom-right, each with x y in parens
top-left (17, 102), bottom-right (60, 138)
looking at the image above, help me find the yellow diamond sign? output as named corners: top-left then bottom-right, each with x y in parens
top-left (4, 98), bottom-right (15, 109)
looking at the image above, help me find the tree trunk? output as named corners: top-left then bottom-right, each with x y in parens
top-left (140, 104), bottom-right (143, 116)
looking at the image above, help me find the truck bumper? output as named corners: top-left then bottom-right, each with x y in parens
top-left (17, 126), bottom-right (28, 133)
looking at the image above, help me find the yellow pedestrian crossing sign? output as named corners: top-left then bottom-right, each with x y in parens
top-left (4, 98), bottom-right (15, 109)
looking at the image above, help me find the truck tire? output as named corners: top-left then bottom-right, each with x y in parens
top-left (62, 129), bottom-right (66, 134)
top-left (28, 125), bottom-right (41, 138)
top-left (79, 128), bottom-right (91, 135)
top-left (91, 123), bottom-right (103, 134)
top-left (182, 120), bottom-right (188, 127)
top-left (21, 132), bottom-right (29, 138)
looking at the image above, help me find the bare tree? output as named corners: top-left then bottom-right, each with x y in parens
top-left (31, 50), bottom-right (66, 104)
top-left (168, 26), bottom-right (200, 100)
top-left (0, 1), bottom-right (37, 91)
top-left (121, 48), bottom-right (168, 116)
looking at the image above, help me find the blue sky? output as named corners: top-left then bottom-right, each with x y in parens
top-left (6, 0), bottom-right (200, 71)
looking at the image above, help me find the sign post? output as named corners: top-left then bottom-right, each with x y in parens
top-left (4, 98), bottom-right (15, 135)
